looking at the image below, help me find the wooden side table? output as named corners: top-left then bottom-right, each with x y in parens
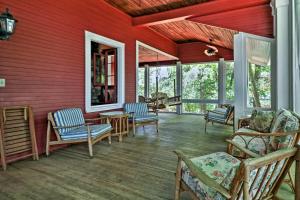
top-left (100, 111), bottom-right (129, 142)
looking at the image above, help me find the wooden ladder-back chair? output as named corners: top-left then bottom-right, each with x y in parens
top-left (46, 108), bottom-right (112, 157)
top-left (0, 106), bottom-right (39, 171)
top-left (174, 146), bottom-right (300, 200)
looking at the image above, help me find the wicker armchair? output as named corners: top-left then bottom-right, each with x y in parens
top-left (174, 146), bottom-right (300, 200)
top-left (227, 108), bottom-right (300, 192)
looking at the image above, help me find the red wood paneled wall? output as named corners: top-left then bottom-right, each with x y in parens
top-left (177, 42), bottom-right (233, 64)
top-left (0, 0), bottom-right (177, 153)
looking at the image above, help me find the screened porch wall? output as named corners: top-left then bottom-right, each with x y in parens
top-left (0, 0), bottom-right (177, 154)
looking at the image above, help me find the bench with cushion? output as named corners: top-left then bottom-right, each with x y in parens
top-left (124, 103), bottom-right (158, 136)
top-left (204, 104), bottom-right (234, 133)
top-left (46, 108), bottom-right (112, 157)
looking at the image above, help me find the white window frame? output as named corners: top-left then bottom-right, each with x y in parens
top-left (85, 31), bottom-right (125, 113)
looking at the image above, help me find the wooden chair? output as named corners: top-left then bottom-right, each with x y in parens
top-left (174, 145), bottom-right (300, 200)
top-left (124, 103), bottom-right (158, 136)
top-left (204, 104), bottom-right (234, 133)
top-left (0, 106), bottom-right (39, 171)
top-left (46, 108), bottom-right (112, 157)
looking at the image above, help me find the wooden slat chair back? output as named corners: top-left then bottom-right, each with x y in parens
top-left (124, 103), bottom-right (158, 136)
top-left (0, 106), bottom-right (39, 171)
top-left (46, 108), bottom-right (112, 157)
top-left (204, 104), bottom-right (234, 133)
top-left (174, 146), bottom-right (300, 200)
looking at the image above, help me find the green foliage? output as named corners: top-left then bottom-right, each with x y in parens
top-left (149, 66), bottom-right (176, 97)
top-left (182, 63), bottom-right (219, 113)
top-left (248, 63), bottom-right (271, 108)
top-left (225, 62), bottom-right (234, 101)
top-left (138, 68), bottom-right (145, 96)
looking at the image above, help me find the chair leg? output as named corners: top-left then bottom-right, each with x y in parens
top-left (133, 122), bottom-right (136, 136)
top-left (108, 135), bottom-right (112, 144)
top-left (87, 126), bottom-right (93, 157)
top-left (175, 158), bottom-right (182, 200)
top-left (46, 121), bottom-right (51, 156)
top-left (88, 140), bottom-right (93, 157)
top-left (204, 120), bottom-right (208, 134)
top-left (0, 133), bottom-right (6, 171)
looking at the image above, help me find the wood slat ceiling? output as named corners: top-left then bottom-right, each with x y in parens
top-left (104, 0), bottom-right (210, 17)
top-left (139, 45), bottom-right (177, 63)
top-left (150, 21), bottom-right (238, 49)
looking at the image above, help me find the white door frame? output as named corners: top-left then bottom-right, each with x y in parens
top-left (135, 41), bottom-right (179, 102)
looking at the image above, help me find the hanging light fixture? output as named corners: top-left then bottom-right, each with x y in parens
top-left (204, 39), bottom-right (218, 56)
top-left (0, 8), bottom-right (18, 40)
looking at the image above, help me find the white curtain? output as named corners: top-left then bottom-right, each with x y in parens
top-left (246, 38), bottom-right (271, 66)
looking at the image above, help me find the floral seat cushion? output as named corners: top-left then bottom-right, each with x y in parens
top-left (231, 128), bottom-right (269, 157)
top-left (181, 152), bottom-right (240, 200)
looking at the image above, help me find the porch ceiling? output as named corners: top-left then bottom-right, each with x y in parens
top-left (103, 0), bottom-right (210, 17)
top-left (139, 45), bottom-right (177, 63)
top-left (104, 0), bottom-right (272, 50)
top-left (149, 20), bottom-right (237, 49)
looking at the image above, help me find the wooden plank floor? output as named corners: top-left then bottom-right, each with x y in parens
top-left (0, 114), bottom-right (294, 200)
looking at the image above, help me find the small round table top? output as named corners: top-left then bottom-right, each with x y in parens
top-left (100, 111), bottom-right (128, 117)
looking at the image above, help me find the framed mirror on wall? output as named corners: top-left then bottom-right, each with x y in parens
top-left (85, 31), bottom-right (125, 112)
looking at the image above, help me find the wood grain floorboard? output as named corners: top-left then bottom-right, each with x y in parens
top-left (0, 114), bottom-right (294, 200)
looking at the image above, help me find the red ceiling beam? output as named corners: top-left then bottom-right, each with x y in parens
top-left (132, 0), bottom-right (271, 27)
top-left (188, 4), bottom-right (273, 37)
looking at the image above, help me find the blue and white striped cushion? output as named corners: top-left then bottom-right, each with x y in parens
top-left (129, 114), bottom-right (158, 122)
top-left (207, 112), bottom-right (226, 123)
top-left (214, 108), bottom-right (228, 115)
top-left (124, 103), bottom-right (148, 115)
top-left (61, 124), bottom-right (112, 141)
top-left (53, 108), bottom-right (85, 135)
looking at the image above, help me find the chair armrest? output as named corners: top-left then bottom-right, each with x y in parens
top-left (85, 117), bottom-right (109, 121)
top-left (208, 110), bottom-right (226, 116)
top-left (232, 131), bottom-right (298, 138)
top-left (174, 150), bottom-right (231, 199)
top-left (52, 124), bottom-right (84, 129)
top-left (85, 117), bottom-right (110, 124)
top-left (226, 139), bottom-right (261, 158)
top-left (148, 110), bottom-right (158, 116)
top-left (168, 96), bottom-right (181, 101)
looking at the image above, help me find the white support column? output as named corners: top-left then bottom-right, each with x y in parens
top-left (218, 58), bottom-right (226, 105)
top-left (271, 0), bottom-right (292, 110)
top-left (292, 0), bottom-right (300, 113)
top-left (176, 61), bottom-right (182, 114)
